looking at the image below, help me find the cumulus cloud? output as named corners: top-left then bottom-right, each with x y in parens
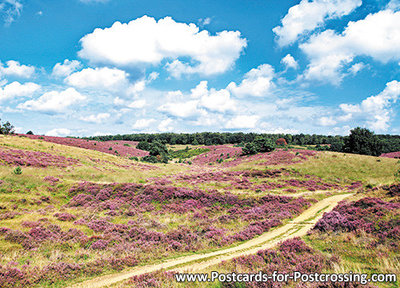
top-left (301, 9), bottom-right (400, 84)
top-left (318, 116), bottom-right (337, 126)
top-left (80, 113), bottom-right (110, 123)
top-left (0, 0), bottom-right (23, 25)
top-left (132, 118), bottom-right (156, 129)
top-left (227, 64), bottom-right (275, 97)
top-left (45, 128), bottom-right (72, 137)
top-left (52, 60), bottom-right (82, 77)
top-left (158, 81), bottom-right (237, 118)
top-left (348, 62), bottom-right (365, 75)
top-left (158, 100), bottom-right (201, 118)
top-left (281, 54), bottom-right (299, 70)
top-left (273, 0), bottom-right (361, 46)
top-left (78, 15), bottom-right (247, 76)
top-left (66, 67), bottom-right (130, 91)
top-left (0, 60), bottom-right (35, 78)
top-left (339, 80), bottom-right (400, 131)
top-left (199, 87), bottom-right (236, 112)
top-left (226, 115), bottom-right (259, 129)
top-left (158, 118), bottom-right (173, 132)
top-left (18, 88), bottom-right (86, 113)
top-left (114, 97), bottom-right (146, 109)
top-left (0, 81), bottom-right (40, 102)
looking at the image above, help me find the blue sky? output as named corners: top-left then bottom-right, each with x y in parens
top-left (1, 0), bottom-right (400, 136)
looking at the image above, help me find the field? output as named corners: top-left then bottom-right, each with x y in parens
top-left (0, 134), bottom-right (398, 287)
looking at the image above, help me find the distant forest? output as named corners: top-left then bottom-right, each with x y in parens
top-left (84, 130), bottom-right (400, 154)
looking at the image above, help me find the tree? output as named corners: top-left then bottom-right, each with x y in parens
top-left (137, 141), bottom-right (151, 151)
top-left (275, 138), bottom-right (287, 146)
top-left (344, 127), bottom-right (383, 156)
top-left (26, 131), bottom-right (34, 135)
top-left (0, 119), bottom-right (14, 135)
top-left (253, 136), bottom-right (276, 153)
top-left (242, 136), bottom-right (276, 155)
top-left (242, 142), bottom-right (258, 155)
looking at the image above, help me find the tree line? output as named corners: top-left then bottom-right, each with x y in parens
top-left (85, 128), bottom-right (400, 156)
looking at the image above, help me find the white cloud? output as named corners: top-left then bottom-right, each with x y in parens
top-left (79, 15), bottom-right (247, 76)
top-left (18, 88), bottom-right (86, 113)
top-left (301, 9), bottom-right (400, 84)
top-left (339, 81), bottom-right (400, 131)
top-left (0, 0), bottom-right (23, 25)
top-left (127, 99), bottom-right (146, 109)
top-left (158, 118), bottom-right (173, 132)
top-left (0, 81), bottom-right (40, 101)
top-left (198, 17), bottom-right (211, 26)
top-left (387, 0), bottom-right (400, 11)
top-left (281, 54), bottom-right (299, 70)
top-left (158, 100), bottom-right (201, 118)
top-left (113, 97), bottom-right (146, 109)
top-left (132, 118), bottom-right (156, 129)
top-left (318, 116), bottom-right (337, 126)
top-left (80, 113), bottom-right (110, 123)
top-left (126, 80), bottom-right (146, 97)
top-left (273, 0), bottom-right (361, 46)
top-left (257, 125), bottom-right (299, 134)
top-left (52, 60), bottom-right (82, 77)
top-left (158, 81), bottom-right (237, 118)
top-left (348, 62), bottom-right (365, 75)
top-left (45, 128), bottom-right (72, 137)
top-left (66, 67), bottom-right (130, 91)
top-left (226, 115), bottom-right (259, 129)
top-left (0, 60), bottom-right (35, 78)
top-left (199, 87), bottom-right (236, 112)
top-left (227, 64), bottom-right (275, 97)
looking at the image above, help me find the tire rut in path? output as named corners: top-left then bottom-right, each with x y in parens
top-left (68, 193), bottom-right (352, 288)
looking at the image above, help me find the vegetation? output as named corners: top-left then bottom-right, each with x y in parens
top-left (0, 121), bottom-right (399, 287)
top-left (84, 129), bottom-right (400, 154)
top-left (242, 136), bottom-right (276, 155)
top-left (0, 119), bottom-right (14, 135)
top-left (343, 127), bottom-right (383, 156)
top-left (137, 141), bottom-right (169, 163)
top-left (169, 146), bottom-right (210, 159)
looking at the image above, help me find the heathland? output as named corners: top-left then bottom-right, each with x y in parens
top-left (0, 133), bottom-right (398, 287)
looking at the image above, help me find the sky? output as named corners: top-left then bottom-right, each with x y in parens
top-left (1, 0), bottom-right (400, 137)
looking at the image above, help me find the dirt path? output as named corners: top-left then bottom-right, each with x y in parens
top-left (68, 193), bottom-right (352, 288)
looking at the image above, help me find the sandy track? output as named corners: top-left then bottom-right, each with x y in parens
top-left (68, 193), bottom-right (352, 288)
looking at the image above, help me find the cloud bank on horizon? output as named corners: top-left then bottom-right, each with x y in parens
top-left (0, 0), bottom-right (399, 136)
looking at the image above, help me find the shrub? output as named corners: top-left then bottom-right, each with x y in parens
top-left (13, 167), bottom-right (22, 175)
top-left (276, 138), bottom-right (287, 146)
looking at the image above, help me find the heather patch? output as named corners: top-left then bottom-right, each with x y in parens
top-left (156, 168), bottom-right (360, 194)
top-left (191, 145), bottom-right (243, 165)
top-left (0, 147), bottom-right (78, 168)
top-left (21, 134), bottom-right (148, 158)
top-left (222, 149), bottom-right (318, 168)
top-left (313, 197), bottom-right (400, 245)
top-left (380, 151), bottom-right (400, 159)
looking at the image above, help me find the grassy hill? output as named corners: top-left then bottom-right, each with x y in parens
top-left (0, 135), bottom-right (398, 287)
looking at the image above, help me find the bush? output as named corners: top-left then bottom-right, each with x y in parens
top-left (13, 167), bottom-right (22, 175)
top-left (141, 155), bottom-right (159, 163)
top-left (276, 138), bottom-right (287, 146)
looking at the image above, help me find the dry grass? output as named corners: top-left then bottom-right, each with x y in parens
top-left (293, 151), bottom-right (397, 185)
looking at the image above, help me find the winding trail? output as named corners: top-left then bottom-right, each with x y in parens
top-left (68, 193), bottom-right (352, 288)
